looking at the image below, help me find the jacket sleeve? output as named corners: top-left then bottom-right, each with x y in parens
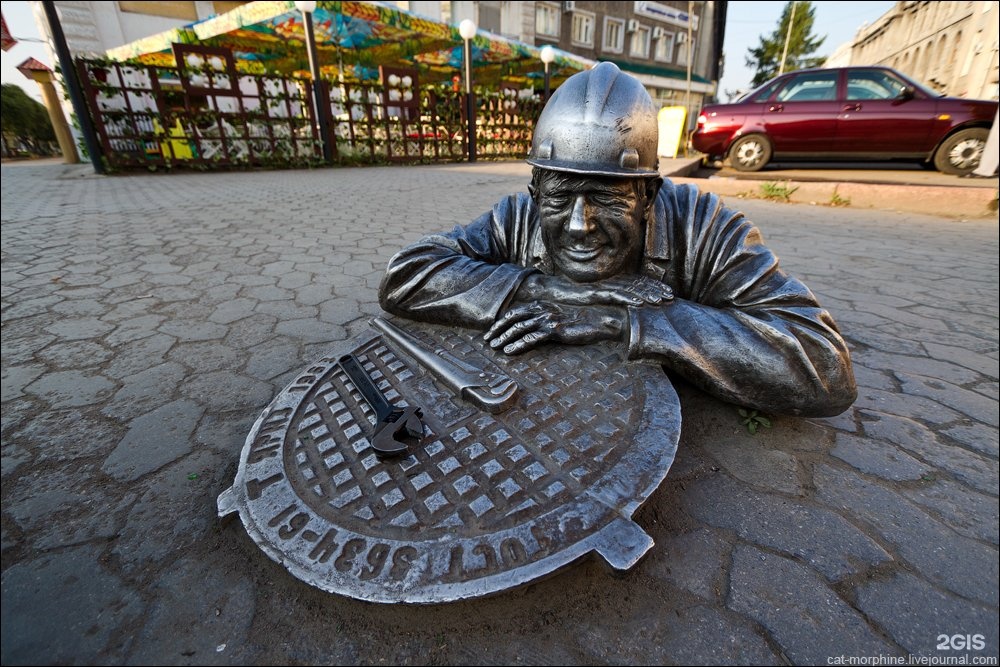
top-left (379, 194), bottom-right (539, 328)
top-left (627, 183), bottom-right (857, 417)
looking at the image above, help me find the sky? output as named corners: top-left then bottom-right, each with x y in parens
top-left (719, 1), bottom-right (896, 98)
top-left (2, 0), bottom-right (897, 104)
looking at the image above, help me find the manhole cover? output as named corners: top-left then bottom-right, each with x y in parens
top-left (219, 320), bottom-right (680, 603)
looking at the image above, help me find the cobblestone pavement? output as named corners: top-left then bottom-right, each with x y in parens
top-left (2, 161), bottom-right (997, 665)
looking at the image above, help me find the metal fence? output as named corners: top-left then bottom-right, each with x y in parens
top-left (77, 48), bottom-right (545, 172)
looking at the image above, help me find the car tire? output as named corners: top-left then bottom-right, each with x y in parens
top-left (728, 135), bottom-right (771, 172)
top-left (933, 128), bottom-right (988, 175)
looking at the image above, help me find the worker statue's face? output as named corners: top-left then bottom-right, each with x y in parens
top-left (533, 170), bottom-right (656, 282)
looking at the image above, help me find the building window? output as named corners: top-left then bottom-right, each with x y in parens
top-left (536, 3), bottom-right (560, 38)
top-left (603, 17), bottom-right (625, 53)
top-left (654, 33), bottom-right (675, 62)
top-left (630, 25), bottom-right (651, 59)
top-left (571, 12), bottom-right (595, 47)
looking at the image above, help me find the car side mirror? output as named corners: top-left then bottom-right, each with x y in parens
top-left (896, 86), bottom-right (915, 101)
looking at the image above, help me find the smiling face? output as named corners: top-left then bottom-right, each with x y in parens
top-left (533, 170), bottom-right (656, 282)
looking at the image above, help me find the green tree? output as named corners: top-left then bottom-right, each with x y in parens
top-left (1, 83), bottom-right (56, 155)
top-left (745, 1), bottom-right (826, 87)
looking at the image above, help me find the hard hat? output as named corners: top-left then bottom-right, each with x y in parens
top-left (527, 62), bottom-right (659, 177)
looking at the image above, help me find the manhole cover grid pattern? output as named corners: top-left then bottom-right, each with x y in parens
top-left (285, 330), bottom-right (640, 540)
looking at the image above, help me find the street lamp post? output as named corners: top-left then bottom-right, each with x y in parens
top-left (295, 1), bottom-right (332, 162)
top-left (540, 45), bottom-right (555, 102)
top-left (459, 19), bottom-right (477, 163)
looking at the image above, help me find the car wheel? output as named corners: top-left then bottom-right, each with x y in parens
top-left (729, 135), bottom-right (771, 172)
top-left (933, 128), bottom-right (988, 175)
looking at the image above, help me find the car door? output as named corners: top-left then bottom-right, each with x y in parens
top-left (835, 68), bottom-right (937, 155)
top-left (763, 70), bottom-right (840, 154)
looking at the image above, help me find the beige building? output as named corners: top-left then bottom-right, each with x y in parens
top-left (830, 1), bottom-right (998, 100)
top-left (414, 1), bottom-right (724, 123)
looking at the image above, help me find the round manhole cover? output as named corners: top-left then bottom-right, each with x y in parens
top-left (219, 320), bottom-right (680, 603)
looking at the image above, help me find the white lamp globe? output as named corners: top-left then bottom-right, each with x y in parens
top-left (459, 19), bottom-right (477, 40)
top-left (540, 45), bottom-right (555, 65)
top-left (294, 1), bottom-right (317, 13)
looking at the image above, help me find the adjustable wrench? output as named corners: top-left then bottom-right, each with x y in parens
top-left (372, 318), bottom-right (519, 414)
top-left (339, 353), bottom-right (423, 456)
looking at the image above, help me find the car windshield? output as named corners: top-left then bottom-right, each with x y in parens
top-left (894, 71), bottom-right (946, 97)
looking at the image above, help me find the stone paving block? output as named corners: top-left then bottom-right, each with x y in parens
top-left (851, 361), bottom-right (896, 391)
top-left (2, 294), bottom-right (63, 319)
top-left (102, 399), bottom-right (203, 482)
top-left (727, 545), bottom-right (897, 664)
top-left (44, 316), bottom-right (114, 341)
top-left (158, 319), bottom-right (229, 342)
top-left (854, 387), bottom-right (962, 425)
top-left (861, 410), bottom-right (998, 493)
top-left (180, 370), bottom-right (273, 413)
top-left (846, 328), bottom-right (927, 355)
top-left (194, 411), bottom-right (256, 455)
top-left (0, 544), bottom-right (144, 665)
top-left (275, 318), bottom-right (346, 343)
top-left (0, 396), bottom-right (36, 438)
top-left (1, 363), bottom-right (45, 401)
top-left (681, 474), bottom-right (891, 581)
top-left (856, 570), bottom-right (999, 657)
top-left (578, 602), bottom-right (778, 665)
top-left (857, 349), bottom-right (985, 385)
top-left (104, 313), bottom-right (167, 345)
top-left (50, 297), bottom-right (109, 317)
top-left (703, 438), bottom-right (803, 494)
top-left (831, 431), bottom-right (931, 481)
top-left (167, 341), bottom-right (245, 373)
top-left (808, 409), bottom-right (859, 433)
top-left (243, 284), bottom-right (293, 302)
top-left (897, 372), bottom-right (999, 426)
top-left (941, 421), bottom-right (999, 457)
top-left (815, 464), bottom-right (999, 605)
top-left (224, 314), bottom-right (278, 348)
top-left (254, 300), bottom-right (318, 321)
top-left (36, 340), bottom-right (113, 368)
top-left (127, 557), bottom-right (256, 665)
top-left (902, 478), bottom-right (999, 545)
top-left (923, 342), bottom-right (1000, 379)
top-left (23, 369), bottom-right (116, 408)
top-left (644, 528), bottom-right (731, 601)
top-left (208, 297), bottom-right (258, 325)
top-left (13, 408), bottom-right (122, 462)
top-left (104, 332), bottom-right (177, 379)
top-left (244, 338), bottom-right (301, 381)
top-left (973, 379), bottom-right (998, 400)
top-left (102, 361), bottom-right (187, 420)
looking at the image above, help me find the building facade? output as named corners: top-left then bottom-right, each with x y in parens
top-left (829, 0), bottom-right (998, 100)
top-left (33, 1), bottom-right (725, 129)
top-left (398, 1), bottom-right (725, 123)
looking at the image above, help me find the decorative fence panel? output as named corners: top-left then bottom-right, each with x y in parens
top-left (77, 55), bottom-right (545, 172)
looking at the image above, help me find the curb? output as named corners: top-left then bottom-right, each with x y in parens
top-left (669, 175), bottom-right (999, 219)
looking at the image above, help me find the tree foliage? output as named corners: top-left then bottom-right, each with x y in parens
top-left (746, 1), bottom-right (826, 87)
top-left (1, 84), bottom-right (56, 154)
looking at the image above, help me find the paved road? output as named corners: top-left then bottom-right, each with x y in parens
top-left (2, 161), bottom-right (997, 665)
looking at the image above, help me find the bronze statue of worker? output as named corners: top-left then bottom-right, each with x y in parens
top-left (380, 62), bottom-right (856, 417)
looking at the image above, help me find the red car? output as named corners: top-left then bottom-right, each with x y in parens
top-left (693, 66), bottom-right (997, 174)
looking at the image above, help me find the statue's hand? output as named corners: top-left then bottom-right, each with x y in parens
top-left (484, 301), bottom-right (626, 355)
top-left (517, 274), bottom-right (673, 307)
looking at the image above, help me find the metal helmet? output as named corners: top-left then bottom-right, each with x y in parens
top-left (527, 62), bottom-right (659, 178)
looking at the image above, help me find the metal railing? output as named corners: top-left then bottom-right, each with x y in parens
top-left (77, 51), bottom-right (545, 172)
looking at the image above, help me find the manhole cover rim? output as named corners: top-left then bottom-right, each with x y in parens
top-left (220, 326), bottom-right (680, 603)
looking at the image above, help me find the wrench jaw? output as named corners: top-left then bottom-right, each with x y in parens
top-left (462, 377), bottom-right (519, 414)
top-left (371, 406), bottom-right (425, 457)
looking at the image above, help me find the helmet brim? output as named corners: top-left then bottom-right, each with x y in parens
top-left (526, 157), bottom-right (661, 178)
